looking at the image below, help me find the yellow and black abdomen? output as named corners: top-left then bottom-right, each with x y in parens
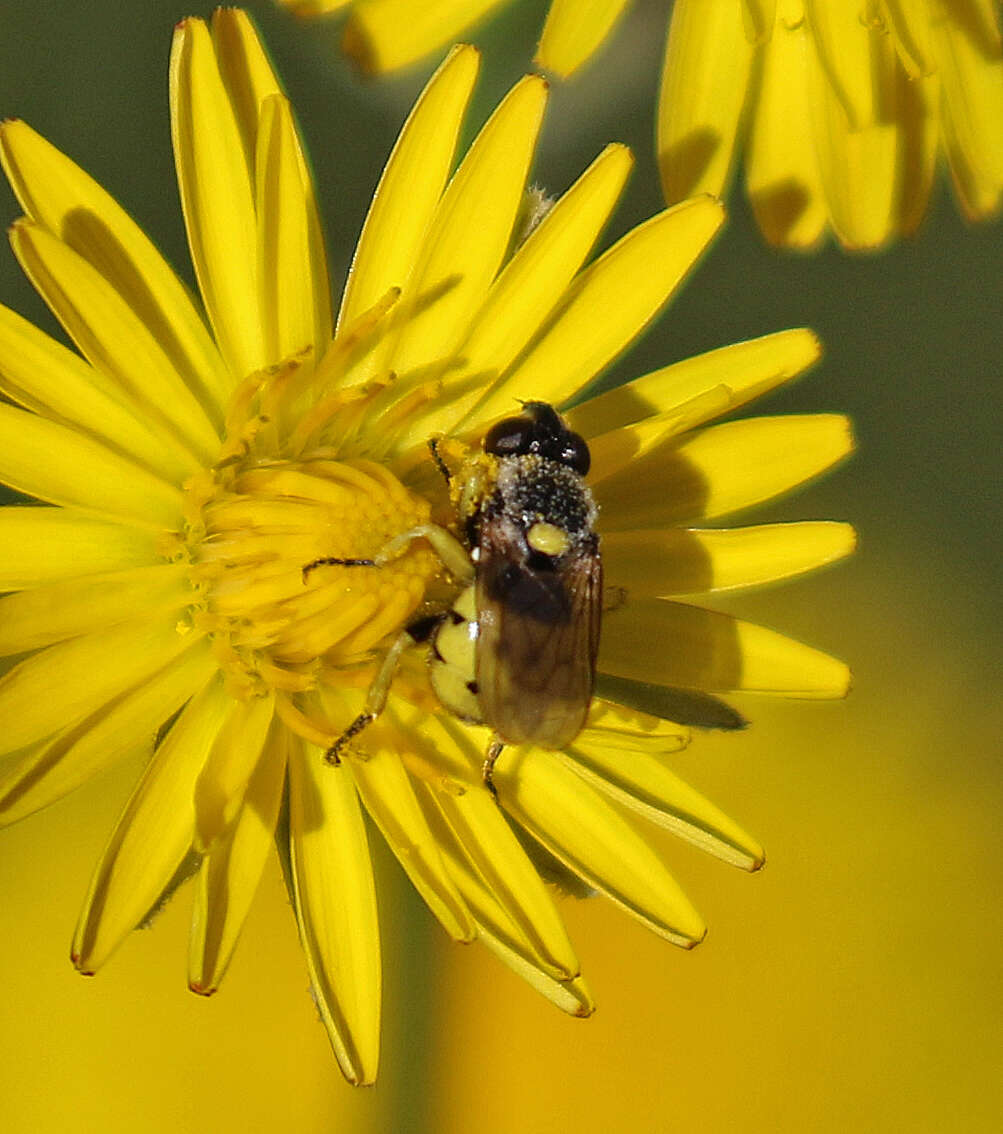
top-left (428, 585), bottom-right (482, 724)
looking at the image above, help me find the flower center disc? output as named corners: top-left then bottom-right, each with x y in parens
top-left (184, 454), bottom-right (438, 699)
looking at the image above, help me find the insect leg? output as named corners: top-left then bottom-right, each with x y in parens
top-left (375, 524), bottom-right (474, 584)
top-left (428, 437), bottom-right (452, 485)
top-left (303, 525), bottom-right (473, 584)
top-left (481, 737), bottom-right (506, 799)
top-left (302, 555), bottom-right (375, 581)
top-left (324, 630), bottom-right (412, 764)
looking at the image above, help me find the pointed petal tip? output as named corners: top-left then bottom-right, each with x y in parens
top-left (188, 980), bottom-right (218, 997)
top-left (685, 923), bottom-right (708, 950)
top-left (845, 524), bottom-right (859, 554)
top-left (516, 72), bottom-right (550, 99)
top-left (662, 193), bottom-right (727, 250)
top-left (70, 949), bottom-right (95, 977)
top-left (687, 192), bottom-right (727, 223)
top-left (338, 1058), bottom-right (378, 1088)
top-left (793, 326), bottom-right (823, 365)
top-left (433, 43), bottom-right (481, 75)
top-left (605, 140), bottom-right (633, 160)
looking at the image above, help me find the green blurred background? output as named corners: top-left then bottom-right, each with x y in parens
top-left (1, 1), bottom-right (1000, 1131)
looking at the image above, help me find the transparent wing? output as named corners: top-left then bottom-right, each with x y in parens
top-left (475, 519), bottom-right (601, 749)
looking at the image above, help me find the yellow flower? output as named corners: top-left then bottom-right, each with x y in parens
top-left (659, 0), bottom-right (1003, 249)
top-left (0, 11), bottom-right (852, 1084)
top-left (286, 0), bottom-right (1003, 250)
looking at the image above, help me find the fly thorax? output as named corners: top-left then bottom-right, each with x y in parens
top-left (491, 454), bottom-right (598, 560)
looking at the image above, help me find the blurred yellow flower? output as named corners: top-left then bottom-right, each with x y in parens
top-left (275, 0), bottom-right (636, 75)
top-left (283, 0), bottom-right (1003, 250)
top-left (0, 9), bottom-right (852, 1084)
top-left (659, 0), bottom-right (1003, 249)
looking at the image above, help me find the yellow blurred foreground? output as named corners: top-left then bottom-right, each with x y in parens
top-left (2, 543), bottom-right (1000, 1133)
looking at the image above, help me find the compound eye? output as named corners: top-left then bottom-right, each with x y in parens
top-left (484, 416), bottom-right (530, 457)
top-left (561, 431), bottom-right (591, 476)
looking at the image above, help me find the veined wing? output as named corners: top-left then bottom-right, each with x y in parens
top-left (475, 518), bottom-right (601, 749)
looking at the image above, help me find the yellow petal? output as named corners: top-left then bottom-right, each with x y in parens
top-left (0, 303), bottom-right (200, 484)
top-left (0, 614), bottom-right (197, 757)
top-left (171, 17), bottom-right (266, 379)
top-left (0, 119), bottom-right (231, 415)
top-left (586, 386), bottom-right (735, 483)
top-left (945, 0), bottom-right (1003, 56)
top-left (189, 715), bottom-right (288, 994)
top-left (743, 0), bottom-right (777, 41)
top-left (348, 738), bottom-right (476, 942)
top-left (804, 0), bottom-right (880, 128)
top-left (205, 5), bottom-right (335, 362)
top-left (0, 401), bottom-right (184, 529)
top-left (288, 741), bottom-right (381, 1085)
top-left (389, 708), bottom-right (578, 981)
top-left (427, 750), bottom-right (580, 980)
top-left (211, 6), bottom-right (282, 170)
top-left (658, 0), bottom-right (756, 202)
top-left (255, 95), bottom-right (319, 365)
top-left (600, 598), bottom-right (851, 697)
top-left (536, 0), bottom-right (632, 78)
top-left (411, 143), bottom-right (633, 444)
top-left (934, 12), bottom-right (1003, 219)
top-left (72, 673), bottom-right (230, 973)
top-left (583, 698), bottom-right (689, 754)
top-left (193, 690), bottom-right (276, 852)
top-left (0, 641), bottom-right (215, 827)
top-left (10, 221), bottom-right (221, 463)
top-left (343, 0), bottom-right (503, 74)
top-left (880, 0), bottom-right (933, 77)
top-left (413, 777), bottom-right (588, 1004)
top-left (385, 74), bottom-right (547, 381)
top-left (339, 44), bottom-right (479, 332)
top-left (282, 0), bottom-right (351, 15)
top-left (468, 197), bottom-right (725, 427)
top-left (595, 414), bottom-right (854, 527)
top-left (601, 521), bottom-right (857, 596)
top-left (565, 327), bottom-right (821, 437)
top-left (0, 565), bottom-right (192, 655)
top-left (476, 924), bottom-right (596, 1017)
top-left (212, 6), bottom-right (333, 353)
top-left (0, 507), bottom-right (159, 590)
top-left (497, 747), bottom-right (707, 948)
top-left (746, 16), bottom-right (827, 247)
top-left (564, 745), bottom-right (764, 870)
top-left (891, 63), bottom-right (939, 236)
top-left (810, 31), bottom-right (899, 250)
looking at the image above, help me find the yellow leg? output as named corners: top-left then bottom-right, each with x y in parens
top-left (304, 524), bottom-right (473, 586)
top-left (324, 630), bottom-right (412, 764)
top-left (374, 524), bottom-right (474, 584)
